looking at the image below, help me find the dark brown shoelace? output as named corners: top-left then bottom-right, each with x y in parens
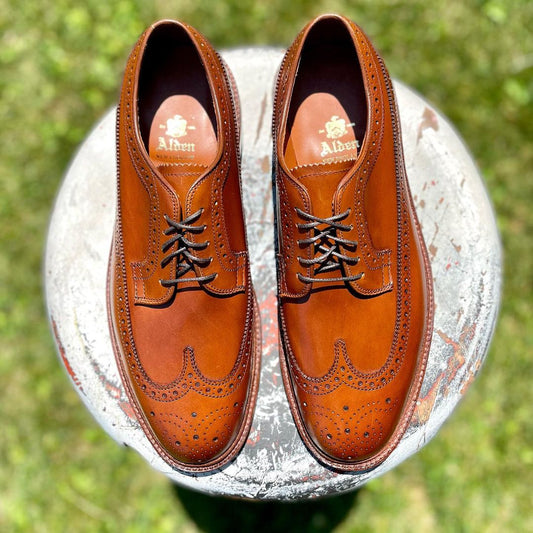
top-left (295, 207), bottom-right (363, 283)
top-left (160, 209), bottom-right (216, 286)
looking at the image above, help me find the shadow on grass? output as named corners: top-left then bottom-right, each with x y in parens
top-left (173, 484), bottom-right (359, 532)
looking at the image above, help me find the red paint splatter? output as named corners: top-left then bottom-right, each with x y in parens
top-left (259, 292), bottom-right (279, 354)
top-left (247, 428), bottom-right (261, 447)
top-left (51, 317), bottom-right (84, 394)
top-left (417, 107), bottom-right (439, 143)
top-left (413, 323), bottom-right (477, 425)
top-left (301, 472), bottom-right (338, 483)
top-left (414, 373), bottom-right (445, 425)
top-left (89, 358), bottom-right (136, 421)
top-left (50, 317), bottom-right (135, 420)
top-left (460, 359), bottom-right (483, 395)
top-left (119, 400), bottom-right (136, 420)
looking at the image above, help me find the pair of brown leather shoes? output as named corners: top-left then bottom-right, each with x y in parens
top-left (108, 15), bottom-right (433, 473)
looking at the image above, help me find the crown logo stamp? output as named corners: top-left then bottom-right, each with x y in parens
top-left (320, 115), bottom-right (355, 139)
top-left (160, 115), bottom-right (196, 138)
top-left (318, 116), bottom-right (360, 159)
top-left (156, 115), bottom-right (197, 154)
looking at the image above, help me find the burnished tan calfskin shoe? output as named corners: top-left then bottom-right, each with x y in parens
top-left (273, 14), bottom-right (434, 472)
top-left (107, 20), bottom-right (260, 472)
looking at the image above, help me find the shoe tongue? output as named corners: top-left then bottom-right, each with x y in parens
top-left (291, 159), bottom-right (354, 218)
top-left (156, 163), bottom-right (207, 207)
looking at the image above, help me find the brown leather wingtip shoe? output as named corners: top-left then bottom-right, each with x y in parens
top-left (107, 20), bottom-right (260, 472)
top-left (273, 14), bottom-right (434, 472)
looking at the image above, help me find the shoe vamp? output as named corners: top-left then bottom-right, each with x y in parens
top-left (283, 286), bottom-right (398, 376)
top-left (129, 290), bottom-right (248, 384)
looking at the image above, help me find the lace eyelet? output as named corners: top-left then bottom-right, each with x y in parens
top-left (289, 207), bottom-right (362, 284)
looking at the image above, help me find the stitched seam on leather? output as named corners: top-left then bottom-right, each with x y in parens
top-left (273, 30), bottom-right (307, 298)
top-left (279, 172), bottom-right (313, 297)
top-left (381, 48), bottom-right (434, 426)
top-left (337, 23), bottom-right (390, 294)
top-left (277, 20), bottom-right (390, 296)
top-left (128, 168), bottom-right (159, 284)
top-left (116, 281), bottom-right (254, 399)
top-left (282, 322), bottom-right (407, 393)
top-left (277, 38), bottom-right (415, 390)
top-left (110, 22), bottom-right (258, 472)
top-left (278, 16), bottom-right (434, 472)
top-left (121, 30), bottom-right (180, 305)
top-left (115, 31), bottom-right (253, 395)
top-left (125, 138), bottom-right (179, 304)
top-left (181, 35), bottom-right (245, 294)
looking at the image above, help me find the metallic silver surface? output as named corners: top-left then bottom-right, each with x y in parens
top-left (45, 48), bottom-right (501, 500)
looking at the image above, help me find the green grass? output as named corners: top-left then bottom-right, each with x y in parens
top-left (1, 0), bottom-right (532, 531)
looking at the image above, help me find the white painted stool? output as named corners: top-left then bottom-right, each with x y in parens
top-left (44, 48), bottom-right (501, 500)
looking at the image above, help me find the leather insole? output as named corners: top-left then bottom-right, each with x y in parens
top-left (148, 94), bottom-right (217, 167)
top-left (284, 39), bottom-right (367, 171)
top-left (138, 32), bottom-right (218, 194)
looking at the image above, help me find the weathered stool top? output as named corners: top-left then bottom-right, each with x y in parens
top-left (45, 48), bottom-right (501, 500)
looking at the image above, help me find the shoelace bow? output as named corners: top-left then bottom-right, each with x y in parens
top-left (295, 207), bottom-right (363, 284)
top-left (159, 209), bottom-right (216, 287)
